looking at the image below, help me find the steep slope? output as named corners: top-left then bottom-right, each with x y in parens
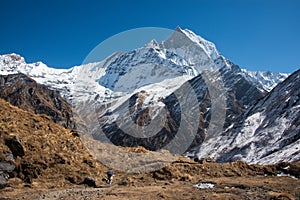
top-left (161, 26), bottom-right (231, 69)
top-left (0, 98), bottom-right (107, 188)
top-left (1, 98), bottom-right (299, 198)
top-left (0, 73), bottom-right (75, 129)
top-left (197, 69), bottom-right (300, 164)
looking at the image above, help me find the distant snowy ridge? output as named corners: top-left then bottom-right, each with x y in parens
top-left (0, 53), bottom-right (75, 98)
top-left (0, 53), bottom-right (108, 103)
top-left (241, 69), bottom-right (289, 92)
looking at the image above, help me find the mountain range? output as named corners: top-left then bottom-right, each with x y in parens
top-left (0, 27), bottom-right (298, 165)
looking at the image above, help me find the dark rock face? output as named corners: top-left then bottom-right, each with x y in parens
top-left (97, 92), bottom-right (180, 152)
top-left (219, 65), bottom-right (266, 107)
top-left (0, 134), bottom-right (26, 187)
top-left (0, 73), bottom-right (75, 129)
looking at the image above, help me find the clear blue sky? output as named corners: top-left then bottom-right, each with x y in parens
top-left (0, 0), bottom-right (299, 73)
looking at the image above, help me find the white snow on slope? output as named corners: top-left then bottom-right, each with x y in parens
top-left (197, 69), bottom-right (299, 164)
top-left (241, 69), bottom-right (289, 92)
top-left (197, 112), bottom-right (298, 164)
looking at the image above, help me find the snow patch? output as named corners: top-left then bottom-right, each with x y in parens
top-left (194, 183), bottom-right (215, 189)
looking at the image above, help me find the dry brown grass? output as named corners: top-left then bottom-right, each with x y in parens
top-left (0, 98), bottom-right (108, 189)
top-left (268, 191), bottom-right (295, 200)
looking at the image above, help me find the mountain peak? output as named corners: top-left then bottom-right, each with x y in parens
top-left (145, 39), bottom-right (159, 49)
top-left (0, 53), bottom-right (26, 74)
top-left (180, 29), bottom-right (221, 61)
top-left (161, 27), bottom-right (222, 63)
top-left (175, 25), bottom-right (183, 32)
top-left (1, 53), bottom-right (26, 64)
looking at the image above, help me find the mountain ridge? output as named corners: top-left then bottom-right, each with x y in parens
top-left (0, 27), bottom-right (289, 96)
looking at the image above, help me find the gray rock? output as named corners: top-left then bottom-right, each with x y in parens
top-left (0, 161), bottom-right (15, 188)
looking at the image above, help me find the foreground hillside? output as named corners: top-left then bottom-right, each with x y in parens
top-left (0, 98), bottom-right (299, 199)
top-left (0, 98), bottom-right (108, 189)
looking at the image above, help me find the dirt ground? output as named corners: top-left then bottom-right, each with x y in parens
top-left (1, 159), bottom-right (299, 200)
top-left (1, 174), bottom-right (299, 200)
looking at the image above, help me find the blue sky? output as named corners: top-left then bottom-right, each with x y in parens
top-left (0, 0), bottom-right (299, 73)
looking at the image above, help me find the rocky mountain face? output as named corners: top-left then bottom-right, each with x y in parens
top-left (0, 27), bottom-right (295, 164)
top-left (96, 65), bottom-right (267, 153)
top-left (0, 73), bottom-right (75, 129)
top-left (197, 69), bottom-right (300, 164)
top-left (92, 28), bottom-right (268, 154)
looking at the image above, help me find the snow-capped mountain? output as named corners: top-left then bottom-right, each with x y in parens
top-left (0, 27), bottom-right (295, 164)
top-left (0, 53), bottom-right (75, 98)
top-left (0, 53), bottom-right (112, 104)
top-left (196, 69), bottom-right (300, 164)
top-left (0, 28), bottom-right (286, 103)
